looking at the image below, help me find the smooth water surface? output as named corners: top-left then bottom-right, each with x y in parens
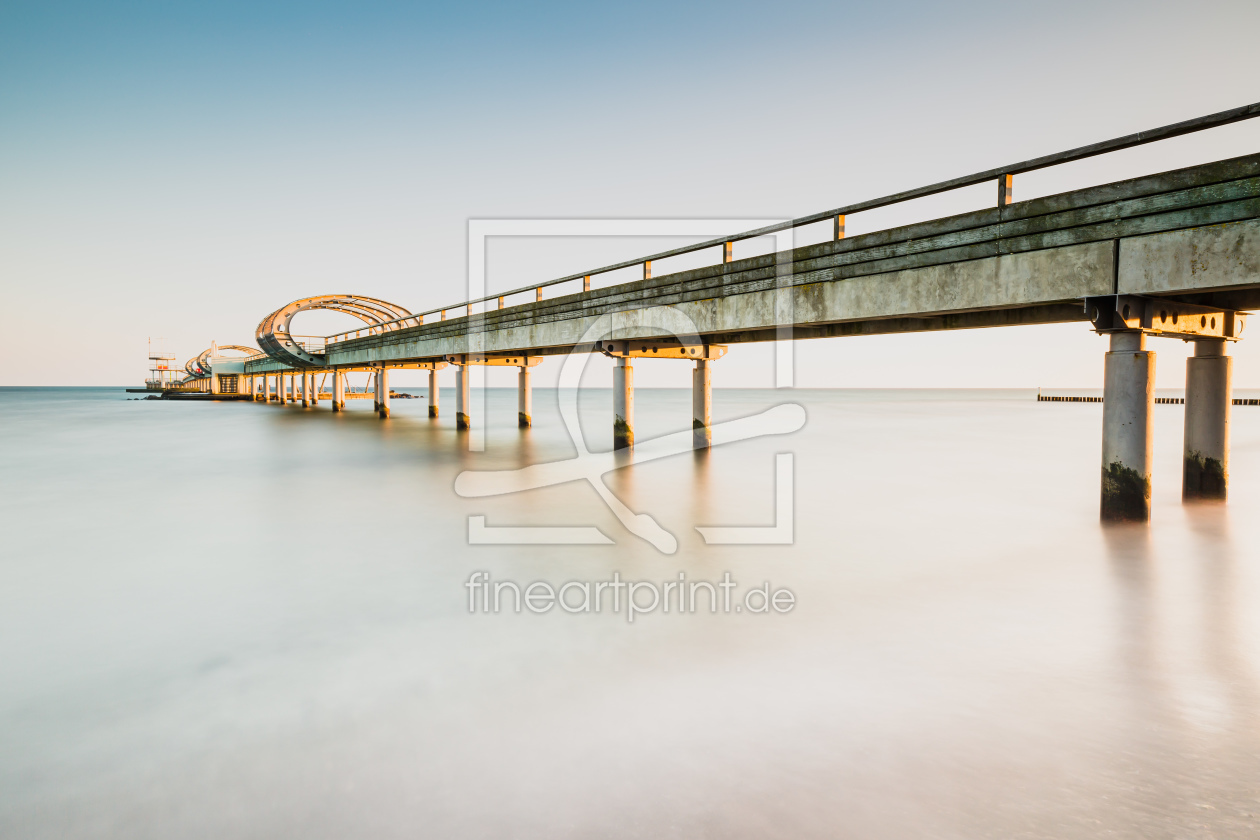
top-left (2, 386), bottom-right (1259, 838)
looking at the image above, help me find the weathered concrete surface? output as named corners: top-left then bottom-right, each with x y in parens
top-left (1101, 332), bottom-right (1155, 522)
top-left (693, 359), bottom-right (711, 448)
top-left (245, 154), bottom-right (1260, 375)
top-left (518, 367), bottom-right (532, 428)
top-left (1120, 218), bottom-right (1260, 295)
top-left (320, 242), bottom-right (1114, 368)
top-left (613, 358), bottom-right (633, 450)
top-left (1183, 340), bottom-right (1232, 500)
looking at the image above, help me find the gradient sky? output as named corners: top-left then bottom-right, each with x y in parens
top-left (2, 0), bottom-right (1259, 388)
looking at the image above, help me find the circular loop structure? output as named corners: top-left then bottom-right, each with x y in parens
top-left (256, 295), bottom-right (413, 368)
top-left (184, 345), bottom-right (257, 379)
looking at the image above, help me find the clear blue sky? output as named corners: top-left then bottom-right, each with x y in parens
top-left (3, 0), bottom-right (1259, 387)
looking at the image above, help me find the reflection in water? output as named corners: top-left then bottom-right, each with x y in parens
top-left (2, 387), bottom-right (1260, 839)
top-left (1104, 511), bottom-right (1260, 837)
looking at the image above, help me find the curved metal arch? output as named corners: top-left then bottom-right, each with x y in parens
top-left (255, 294), bottom-right (413, 368)
top-left (196, 345), bottom-right (256, 376)
top-left (184, 344), bottom-right (256, 378)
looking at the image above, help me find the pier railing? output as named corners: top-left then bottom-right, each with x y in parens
top-left (316, 100), bottom-right (1260, 350)
top-left (243, 335), bottom-right (325, 363)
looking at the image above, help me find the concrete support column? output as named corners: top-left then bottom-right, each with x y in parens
top-left (379, 369), bottom-right (390, 418)
top-left (372, 371), bottom-right (380, 413)
top-left (613, 357), bottom-right (634, 450)
top-left (692, 359), bottom-right (711, 448)
top-left (332, 371), bottom-right (345, 411)
top-left (1184, 338), bottom-right (1231, 500)
top-left (456, 365), bottom-right (470, 430)
top-left (286, 373), bottom-right (293, 403)
top-left (428, 369), bottom-right (439, 418)
top-left (210, 373), bottom-right (220, 395)
top-left (301, 371), bottom-right (309, 407)
top-left (518, 366), bottom-right (532, 427)
top-left (267, 374), bottom-right (275, 402)
top-left (311, 372), bottom-right (319, 405)
top-left (1101, 331), bottom-right (1155, 522)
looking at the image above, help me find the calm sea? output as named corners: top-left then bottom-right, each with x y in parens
top-left (2, 386), bottom-right (1259, 838)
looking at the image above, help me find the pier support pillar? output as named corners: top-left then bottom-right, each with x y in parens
top-left (456, 365), bottom-right (470, 430)
top-left (1101, 331), bottom-right (1155, 522)
top-left (518, 366), bottom-right (532, 427)
top-left (372, 371), bottom-right (380, 413)
top-left (311, 372), bottom-right (319, 406)
top-left (613, 357), bottom-right (634, 450)
top-left (301, 371), bottom-right (309, 407)
top-left (692, 359), bottom-right (711, 448)
top-left (332, 371), bottom-right (344, 411)
top-left (428, 369), bottom-right (439, 418)
top-left (1184, 339), bottom-right (1231, 500)
top-left (286, 373), bottom-right (293, 403)
top-left (379, 369), bottom-right (390, 418)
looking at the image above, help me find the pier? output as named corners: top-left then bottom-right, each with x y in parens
top-left (177, 103), bottom-right (1260, 523)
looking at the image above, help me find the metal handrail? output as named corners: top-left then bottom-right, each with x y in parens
top-left (315, 101), bottom-right (1260, 348)
top-left (241, 338), bottom-right (323, 365)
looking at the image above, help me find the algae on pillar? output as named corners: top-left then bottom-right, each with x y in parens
top-left (518, 366), bottom-right (532, 428)
top-left (613, 357), bottom-right (634, 450)
top-left (1100, 331), bottom-right (1154, 522)
top-left (1184, 338), bottom-right (1231, 500)
top-left (332, 370), bottom-right (345, 411)
top-left (455, 364), bottom-right (470, 430)
top-left (693, 358), bottom-right (711, 448)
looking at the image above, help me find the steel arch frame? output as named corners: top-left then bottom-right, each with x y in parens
top-left (255, 295), bottom-right (413, 368)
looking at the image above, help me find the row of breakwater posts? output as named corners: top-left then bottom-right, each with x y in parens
top-left (169, 102), bottom-right (1260, 524)
top-left (1038, 393), bottom-right (1260, 405)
